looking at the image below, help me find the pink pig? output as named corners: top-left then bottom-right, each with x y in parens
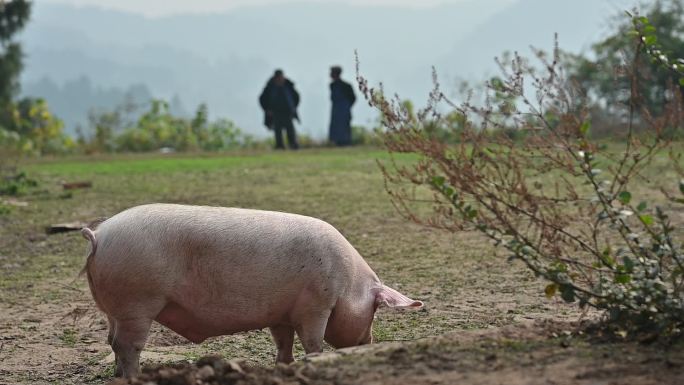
top-left (81, 204), bottom-right (423, 377)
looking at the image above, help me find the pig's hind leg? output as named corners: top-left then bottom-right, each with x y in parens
top-left (105, 315), bottom-right (125, 377)
top-left (110, 316), bottom-right (154, 378)
top-left (269, 325), bottom-right (295, 363)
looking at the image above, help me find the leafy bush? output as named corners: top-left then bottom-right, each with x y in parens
top-left (360, 16), bottom-right (684, 337)
top-left (351, 125), bottom-right (381, 146)
top-left (195, 118), bottom-right (243, 151)
top-left (0, 127), bottom-right (24, 166)
top-left (0, 202), bottom-right (10, 216)
top-left (0, 98), bottom-right (73, 155)
top-left (84, 100), bottom-right (247, 153)
top-left (0, 171), bottom-right (37, 196)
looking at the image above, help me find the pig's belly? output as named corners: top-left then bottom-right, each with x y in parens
top-left (154, 299), bottom-right (289, 344)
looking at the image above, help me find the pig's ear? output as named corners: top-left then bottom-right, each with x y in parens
top-left (374, 285), bottom-right (424, 310)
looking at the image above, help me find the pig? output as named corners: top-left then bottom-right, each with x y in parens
top-left (80, 203), bottom-right (423, 378)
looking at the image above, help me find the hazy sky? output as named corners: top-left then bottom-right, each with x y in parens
top-left (41, 0), bottom-right (517, 17)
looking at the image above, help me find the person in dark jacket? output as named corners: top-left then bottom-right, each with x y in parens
top-left (259, 69), bottom-right (300, 150)
top-left (328, 66), bottom-right (356, 146)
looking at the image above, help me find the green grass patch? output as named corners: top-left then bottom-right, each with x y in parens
top-left (24, 149), bottom-right (403, 177)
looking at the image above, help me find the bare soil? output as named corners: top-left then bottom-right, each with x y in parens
top-left (111, 321), bottom-right (684, 385)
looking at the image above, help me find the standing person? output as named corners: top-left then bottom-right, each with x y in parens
top-left (328, 66), bottom-right (356, 146)
top-left (259, 69), bottom-right (300, 150)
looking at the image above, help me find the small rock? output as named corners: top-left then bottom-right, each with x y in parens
top-left (195, 355), bottom-right (225, 373)
top-left (666, 359), bottom-right (681, 368)
top-left (2, 199), bottom-right (28, 207)
top-left (196, 365), bottom-right (215, 380)
top-left (158, 368), bottom-right (175, 379)
top-left (227, 359), bottom-right (245, 374)
top-left (276, 362), bottom-right (295, 376)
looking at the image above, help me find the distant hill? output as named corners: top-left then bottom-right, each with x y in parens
top-left (19, 0), bottom-right (635, 138)
top-left (438, 0), bottom-right (634, 80)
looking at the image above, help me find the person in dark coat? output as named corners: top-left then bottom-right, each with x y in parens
top-left (328, 66), bottom-right (356, 146)
top-left (259, 69), bottom-right (300, 150)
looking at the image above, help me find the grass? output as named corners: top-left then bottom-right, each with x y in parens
top-left (0, 146), bottom-right (681, 384)
top-left (23, 149), bottom-right (401, 176)
top-left (59, 328), bottom-right (78, 347)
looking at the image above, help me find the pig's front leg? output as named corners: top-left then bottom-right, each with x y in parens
top-left (294, 308), bottom-right (332, 355)
top-left (269, 325), bottom-right (295, 363)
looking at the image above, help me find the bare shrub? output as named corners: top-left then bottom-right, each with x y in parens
top-left (358, 17), bottom-right (684, 336)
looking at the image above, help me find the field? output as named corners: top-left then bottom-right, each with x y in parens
top-left (0, 148), bottom-right (682, 384)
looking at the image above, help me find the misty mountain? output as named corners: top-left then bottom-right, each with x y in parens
top-left (19, 0), bottom-right (634, 138)
top-left (438, 0), bottom-right (634, 81)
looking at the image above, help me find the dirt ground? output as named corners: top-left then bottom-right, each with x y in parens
top-left (111, 320), bottom-right (684, 385)
top-left (1, 150), bottom-right (682, 384)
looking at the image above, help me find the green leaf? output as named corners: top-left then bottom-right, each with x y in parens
top-left (644, 35), bottom-right (657, 46)
top-left (643, 25), bottom-right (656, 35)
top-left (560, 285), bottom-right (576, 303)
top-left (618, 191), bottom-right (632, 205)
top-left (544, 283), bottom-right (558, 299)
top-left (679, 77), bottom-right (684, 87)
top-left (639, 215), bottom-right (654, 226)
top-left (601, 247), bottom-right (615, 267)
top-left (579, 121), bottom-right (591, 136)
top-left (615, 274), bottom-right (632, 284)
top-left (431, 176), bottom-right (445, 187)
top-left (623, 256), bottom-right (635, 273)
top-left (636, 201), bottom-right (647, 212)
